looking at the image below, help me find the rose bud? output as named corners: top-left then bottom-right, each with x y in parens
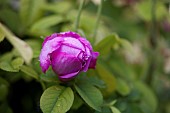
top-left (39, 31), bottom-right (99, 81)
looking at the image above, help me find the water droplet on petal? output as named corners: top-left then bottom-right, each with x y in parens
top-left (84, 56), bottom-right (89, 60)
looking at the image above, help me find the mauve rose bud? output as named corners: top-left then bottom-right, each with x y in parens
top-left (39, 31), bottom-right (99, 81)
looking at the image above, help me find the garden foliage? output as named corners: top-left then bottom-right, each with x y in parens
top-left (0, 0), bottom-right (170, 113)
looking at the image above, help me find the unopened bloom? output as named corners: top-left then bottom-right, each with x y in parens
top-left (39, 31), bottom-right (99, 81)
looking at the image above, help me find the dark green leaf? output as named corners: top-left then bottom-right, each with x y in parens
top-left (0, 29), bottom-right (5, 42)
top-left (134, 81), bottom-right (157, 112)
top-left (74, 82), bottom-right (103, 111)
top-left (116, 78), bottom-right (131, 96)
top-left (20, 65), bottom-right (39, 80)
top-left (40, 68), bottom-right (59, 83)
top-left (110, 100), bottom-right (117, 106)
top-left (20, 0), bottom-right (45, 26)
top-left (96, 63), bottom-right (116, 95)
top-left (0, 77), bottom-right (9, 101)
top-left (30, 15), bottom-right (64, 32)
top-left (0, 54), bottom-right (24, 72)
top-left (110, 106), bottom-right (121, 113)
top-left (11, 57), bottom-right (24, 70)
top-left (94, 34), bottom-right (120, 55)
top-left (26, 39), bottom-right (42, 58)
top-left (135, 1), bottom-right (167, 21)
top-left (40, 86), bottom-right (74, 113)
top-left (0, 23), bottom-right (33, 64)
top-left (43, 1), bottom-right (72, 14)
top-left (0, 102), bottom-right (13, 113)
top-left (95, 106), bottom-right (112, 113)
top-left (109, 58), bottom-right (136, 81)
top-left (0, 8), bottom-right (20, 34)
top-left (87, 77), bottom-right (105, 88)
top-left (0, 62), bottom-right (18, 72)
top-left (0, 52), bottom-right (13, 62)
top-left (0, 84), bottom-right (8, 101)
top-left (71, 94), bottom-right (83, 110)
top-left (0, 53), bottom-right (24, 72)
top-left (119, 38), bottom-right (133, 53)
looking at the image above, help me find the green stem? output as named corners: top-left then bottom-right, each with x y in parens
top-left (92, 0), bottom-right (103, 44)
top-left (150, 0), bottom-right (157, 48)
top-left (74, 0), bottom-right (85, 32)
top-left (146, 0), bottom-right (157, 85)
top-left (40, 80), bottom-right (46, 91)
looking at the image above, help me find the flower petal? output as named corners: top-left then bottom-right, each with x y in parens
top-left (62, 37), bottom-right (85, 51)
top-left (50, 51), bottom-right (82, 80)
top-left (60, 31), bottom-right (81, 39)
top-left (39, 36), bottom-right (63, 73)
top-left (59, 71), bottom-right (80, 81)
top-left (42, 33), bottom-right (58, 46)
top-left (79, 37), bottom-right (93, 50)
top-left (81, 46), bottom-right (92, 72)
top-left (60, 44), bottom-right (82, 57)
top-left (89, 52), bottom-right (99, 69)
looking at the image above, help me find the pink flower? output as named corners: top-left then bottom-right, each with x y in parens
top-left (39, 31), bottom-right (99, 81)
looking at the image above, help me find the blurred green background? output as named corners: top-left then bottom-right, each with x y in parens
top-left (0, 0), bottom-right (170, 113)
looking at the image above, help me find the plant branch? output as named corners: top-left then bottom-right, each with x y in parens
top-left (92, 0), bottom-right (103, 44)
top-left (40, 80), bottom-right (46, 91)
top-left (74, 0), bottom-right (85, 32)
top-left (146, 0), bottom-right (157, 85)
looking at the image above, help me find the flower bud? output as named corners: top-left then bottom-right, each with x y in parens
top-left (39, 31), bottom-right (99, 81)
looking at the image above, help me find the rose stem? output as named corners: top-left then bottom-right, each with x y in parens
top-left (145, 0), bottom-right (158, 85)
top-left (92, 0), bottom-right (103, 44)
top-left (74, 0), bottom-right (85, 32)
top-left (40, 80), bottom-right (46, 91)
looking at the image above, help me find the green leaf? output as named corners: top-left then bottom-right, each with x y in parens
top-left (43, 1), bottom-right (72, 14)
top-left (0, 23), bottom-right (33, 64)
top-left (109, 58), bottom-right (136, 81)
top-left (71, 94), bottom-right (83, 110)
top-left (30, 15), bottom-right (64, 32)
top-left (26, 39), bottom-right (42, 58)
top-left (110, 100), bottom-right (117, 106)
top-left (134, 81), bottom-right (157, 112)
top-left (87, 77), bottom-right (105, 88)
top-left (40, 86), bottom-right (74, 113)
top-left (0, 77), bottom-right (9, 86)
top-left (95, 106), bottom-right (113, 113)
top-left (11, 57), bottom-right (24, 70)
top-left (0, 84), bottom-right (8, 101)
top-left (0, 102), bottom-right (13, 113)
top-left (0, 29), bottom-right (5, 42)
top-left (0, 52), bottom-right (13, 62)
top-left (0, 62), bottom-right (18, 72)
top-left (135, 1), bottom-right (167, 21)
top-left (116, 78), bottom-right (130, 96)
top-left (0, 53), bottom-right (24, 72)
top-left (20, 65), bottom-right (39, 80)
top-left (96, 63), bottom-right (116, 95)
top-left (0, 77), bottom-right (9, 101)
top-left (94, 34), bottom-right (120, 55)
top-left (119, 38), bottom-right (133, 53)
top-left (74, 82), bottom-right (103, 111)
top-left (110, 106), bottom-right (121, 113)
top-left (40, 68), bottom-right (59, 83)
top-left (20, 0), bottom-right (45, 26)
top-left (0, 8), bottom-right (21, 34)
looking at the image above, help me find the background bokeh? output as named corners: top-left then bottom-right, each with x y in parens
top-left (0, 0), bottom-right (170, 113)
